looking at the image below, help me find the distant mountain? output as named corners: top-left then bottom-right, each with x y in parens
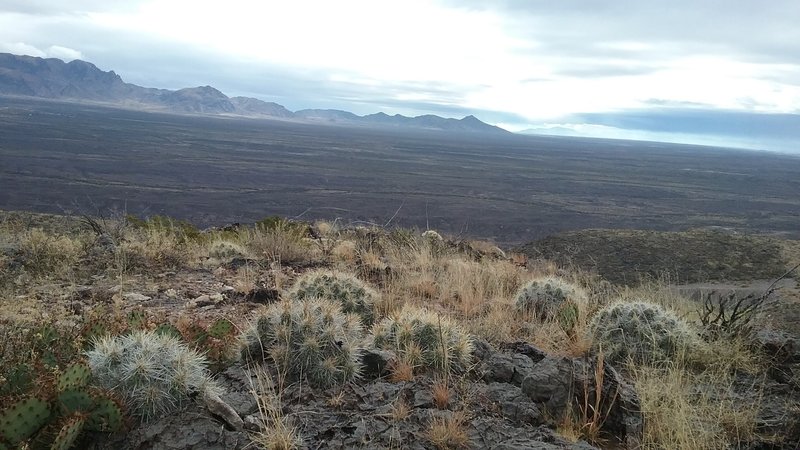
top-left (230, 96), bottom-right (294, 117)
top-left (294, 109), bottom-right (360, 121)
top-left (0, 52), bottom-right (508, 134)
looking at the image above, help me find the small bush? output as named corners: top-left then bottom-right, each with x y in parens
top-left (17, 228), bottom-right (82, 277)
top-left (207, 240), bottom-right (248, 261)
top-left (287, 270), bottom-right (378, 326)
top-left (86, 330), bottom-right (220, 421)
top-left (241, 299), bottom-right (363, 388)
top-left (370, 305), bottom-right (473, 374)
top-left (588, 301), bottom-right (700, 366)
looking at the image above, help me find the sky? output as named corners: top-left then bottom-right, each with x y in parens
top-left (1, 0), bottom-right (799, 152)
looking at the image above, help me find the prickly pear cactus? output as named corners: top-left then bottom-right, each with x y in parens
top-left (56, 363), bottom-right (91, 392)
top-left (49, 415), bottom-right (86, 450)
top-left (370, 304), bottom-right (473, 373)
top-left (208, 318), bottom-right (234, 339)
top-left (241, 298), bottom-right (363, 388)
top-left (287, 270), bottom-right (378, 326)
top-left (0, 397), bottom-right (51, 445)
top-left (588, 301), bottom-right (701, 366)
top-left (85, 395), bottom-right (123, 432)
top-left (154, 322), bottom-right (182, 339)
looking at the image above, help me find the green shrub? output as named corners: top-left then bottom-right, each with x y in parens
top-left (207, 240), bottom-right (248, 260)
top-left (287, 270), bottom-right (378, 326)
top-left (241, 299), bottom-right (363, 388)
top-left (86, 330), bottom-right (220, 421)
top-left (370, 305), bottom-right (473, 373)
top-left (588, 301), bottom-right (700, 366)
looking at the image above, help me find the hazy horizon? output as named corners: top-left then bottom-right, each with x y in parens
top-left (1, 1), bottom-right (799, 152)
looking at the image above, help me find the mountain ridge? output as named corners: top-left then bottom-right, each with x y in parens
top-left (0, 52), bottom-right (508, 134)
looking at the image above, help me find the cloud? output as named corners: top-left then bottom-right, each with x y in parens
top-left (45, 45), bottom-right (82, 61)
top-left (0, 41), bottom-right (45, 57)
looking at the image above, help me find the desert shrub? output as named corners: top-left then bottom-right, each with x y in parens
top-left (286, 270), bottom-right (378, 326)
top-left (588, 301), bottom-right (700, 366)
top-left (240, 221), bottom-right (312, 264)
top-left (514, 277), bottom-right (587, 332)
top-left (86, 330), bottom-right (220, 421)
top-left (422, 230), bottom-right (443, 242)
top-left (16, 228), bottom-right (82, 277)
top-left (126, 214), bottom-right (202, 243)
top-left (207, 240), bottom-right (248, 260)
top-left (241, 299), bottom-right (363, 388)
top-left (116, 226), bottom-right (189, 271)
top-left (370, 304), bottom-right (473, 374)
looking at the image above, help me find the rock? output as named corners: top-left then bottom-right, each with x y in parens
top-left (221, 285), bottom-right (235, 293)
top-left (360, 348), bottom-right (395, 379)
top-left (108, 285), bottom-right (123, 294)
top-left (209, 293), bottom-right (224, 303)
top-left (203, 391), bottom-right (244, 431)
top-left (123, 292), bottom-right (151, 302)
top-left (476, 382), bottom-right (543, 425)
top-left (755, 329), bottom-right (799, 364)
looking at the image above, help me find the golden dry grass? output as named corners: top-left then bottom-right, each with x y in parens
top-left (428, 410), bottom-right (470, 450)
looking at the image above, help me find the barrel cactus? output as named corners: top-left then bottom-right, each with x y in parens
top-left (514, 277), bottom-right (587, 332)
top-left (86, 330), bottom-right (220, 421)
top-left (287, 270), bottom-right (378, 326)
top-left (588, 301), bottom-right (700, 366)
top-left (370, 305), bottom-right (473, 373)
top-left (241, 298), bottom-right (363, 388)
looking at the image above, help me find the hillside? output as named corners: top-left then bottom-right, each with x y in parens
top-left (1, 210), bottom-right (799, 449)
top-left (520, 228), bottom-right (791, 284)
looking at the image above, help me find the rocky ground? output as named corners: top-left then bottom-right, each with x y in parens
top-left (1, 210), bottom-right (799, 449)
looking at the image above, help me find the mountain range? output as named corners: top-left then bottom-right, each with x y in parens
top-left (0, 53), bottom-right (507, 134)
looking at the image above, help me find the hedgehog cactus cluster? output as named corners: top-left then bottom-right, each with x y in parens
top-left (514, 277), bottom-right (587, 331)
top-left (588, 301), bottom-right (701, 366)
top-left (0, 362), bottom-right (123, 450)
top-left (287, 270), bottom-right (378, 326)
top-left (241, 298), bottom-right (363, 388)
top-left (86, 330), bottom-right (220, 421)
top-left (370, 305), bottom-right (473, 373)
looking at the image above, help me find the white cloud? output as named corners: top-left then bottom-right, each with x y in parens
top-left (45, 45), bottom-right (82, 61)
top-left (0, 41), bottom-right (45, 57)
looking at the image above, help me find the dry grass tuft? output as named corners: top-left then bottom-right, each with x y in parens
top-left (389, 357), bottom-right (415, 383)
top-left (428, 410), bottom-right (470, 449)
top-left (248, 366), bottom-right (303, 450)
top-left (432, 379), bottom-right (451, 410)
top-left (389, 397), bottom-right (411, 422)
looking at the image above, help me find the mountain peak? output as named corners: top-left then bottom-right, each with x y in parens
top-left (0, 52), bottom-right (509, 134)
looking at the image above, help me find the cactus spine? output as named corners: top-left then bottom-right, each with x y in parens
top-left (286, 270), bottom-right (379, 326)
top-left (242, 298), bottom-right (363, 388)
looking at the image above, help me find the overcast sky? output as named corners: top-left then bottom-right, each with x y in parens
top-left (1, 1), bottom-right (799, 152)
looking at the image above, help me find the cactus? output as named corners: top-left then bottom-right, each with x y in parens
top-left (127, 310), bottom-right (148, 331)
top-left (421, 230), bottom-right (443, 242)
top-left (87, 330), bottom-right (220, 421)
top-left (514, 277), bottom-right (587, 320)
top-left (370, 305), bottom-right (473, 373)
top-left (208, 240), bottom-right (247, 260)
top-left (57, 363), bottom-right (92, 392)
top-left (154, 322), bottom-right (183, 339)
top-left (85, 395), bottom-right (123, 432)
top-left (208, 318), bottom-right (235, 339)
top-left (588, 301), bottom-right (701, 366)
top-left (0, 397), bottom-right (51, 445)
top-left (241, 298), bottom-right (363, 388)
top-left (49, 415), bottom-right (85, 450)
top-left (287, 270), bottom-right (378, 326)
top-left (0, 363), bottom-right (33, 396)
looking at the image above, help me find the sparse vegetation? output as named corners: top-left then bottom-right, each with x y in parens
top-left (1, 210), bottom-right (796, 449)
